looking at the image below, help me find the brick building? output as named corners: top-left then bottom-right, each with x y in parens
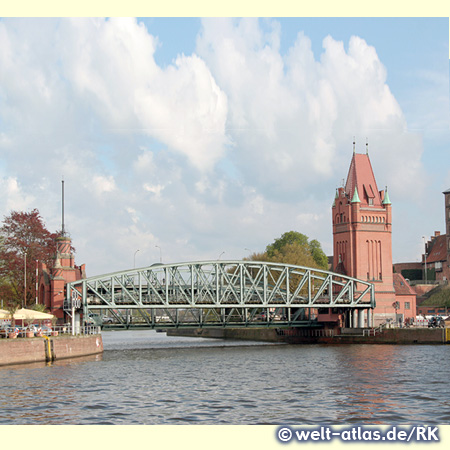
top-left (392, 273), bottom-right (417, 323)
top-left (38, 234), bottom-right (85, 323)
top-left (422, 189), bottom-right (450, 282)
top-left (332, 147), bottom-right (416, 325)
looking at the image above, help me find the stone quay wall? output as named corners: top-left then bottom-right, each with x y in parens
top-left (0, 335), bottom-right (103, 366)
top-left (167, 327), bottom-right (448, 345)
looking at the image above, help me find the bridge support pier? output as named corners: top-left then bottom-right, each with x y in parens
top-left (367, 308), bottom-right (373, 328)
top-left (352, 309), bottom-right (358, 328)
top-left (358, 309), bottom-right (365, 328)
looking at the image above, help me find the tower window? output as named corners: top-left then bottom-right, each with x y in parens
top-left (369, 198), bottom-right (373, 206)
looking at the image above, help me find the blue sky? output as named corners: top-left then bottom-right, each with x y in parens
top-left (0, 17), bottom-right (448, 275)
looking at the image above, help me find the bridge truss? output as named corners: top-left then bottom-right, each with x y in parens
top-left (65, 260), bottom-right (375, 329)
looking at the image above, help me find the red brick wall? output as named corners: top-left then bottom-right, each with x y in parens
top-left (393, 262), bottom-right (422, 273)
top-left (0, 335), bottom-right (103, 366)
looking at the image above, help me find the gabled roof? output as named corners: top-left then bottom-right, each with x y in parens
top-left (426, 234), bottom-right (448, 264)
top-left (344, 153), bottom-right (382, 207)
top-left (393, 273), bottom-right (416, 296)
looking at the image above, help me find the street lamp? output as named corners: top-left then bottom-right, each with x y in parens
top-left (218, 251), bottom-right (225, 260)
top-left (134, 249), bottom-right (140, 269)
top-left (35, 259), bottom-right (38, 305)
top-left (23, 252), bottom-right (27, 309)
top-left (244, 248), bottom-right (253, 254)
top-left (422, 236), bottom-right (427, 284)
top-left (155, 245), bottom-right (162, 263)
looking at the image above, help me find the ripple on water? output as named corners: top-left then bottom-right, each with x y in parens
top-left (2, 331), bottom-right (450, 425)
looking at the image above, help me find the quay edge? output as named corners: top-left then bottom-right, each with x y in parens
top-left (0, 334), bottom-right (103, 367)
top-left (167, 327), bottom-right (450, 345)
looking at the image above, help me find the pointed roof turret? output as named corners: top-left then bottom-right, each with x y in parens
top-left (382, 186), bottom-right (391, 205)
top-left (351, 186), bottom-right (361, 203)
top-left (332, 189), bottom-right (338, 207)
top-left (344, 151), bottom-right (382, 207)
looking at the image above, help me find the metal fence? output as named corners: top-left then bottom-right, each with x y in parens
top-left (1, 324), bottom-right (101, 338)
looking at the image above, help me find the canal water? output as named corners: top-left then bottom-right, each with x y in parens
top-left (1, 330), bottom-right (449, 425)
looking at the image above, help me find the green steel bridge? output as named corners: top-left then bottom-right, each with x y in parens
top-left (64, 260), bottom-right (375, 329)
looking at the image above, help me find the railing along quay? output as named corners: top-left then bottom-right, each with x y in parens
top-left (0, 324), bottom-right (101, 339)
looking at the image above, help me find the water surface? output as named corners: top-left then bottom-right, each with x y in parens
top-left (1, 330), bottom-right (449, 424)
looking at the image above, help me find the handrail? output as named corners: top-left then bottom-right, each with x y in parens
top-left (1, 324), bottom-right (101, 338)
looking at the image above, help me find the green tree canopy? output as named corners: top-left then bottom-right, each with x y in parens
top-left (264, 231), bottom-right (328, 270)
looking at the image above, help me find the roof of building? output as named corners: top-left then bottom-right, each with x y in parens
top-left (393, 273), bottom-right (416, 296)
top-left (443, 188), bottom-right (450, 194)
top-left (426, 233), bottom-right (448, 264)
top-left (344, 153), bottom-right (383, 207)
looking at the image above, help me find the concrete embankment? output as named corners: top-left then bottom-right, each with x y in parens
top-left (167, 327), bottom-right (449, 345)
top-left (167, 327), bottom-right (286, 342)
top-left (0, 335), bottom-right (103, 366)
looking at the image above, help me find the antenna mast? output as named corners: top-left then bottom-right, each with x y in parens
top-left (62, 178), bottom-right (65, 237)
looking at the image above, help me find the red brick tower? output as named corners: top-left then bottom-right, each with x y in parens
top-left (38, 235), bottom-right (86, 322)
top-left (38, 181), bottom-right (85, 322)
top-left (332, 144), bottom-right (396, 325)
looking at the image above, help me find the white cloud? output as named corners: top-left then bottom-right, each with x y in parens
top-left (91, 175), bottom-right (116, 195)
top-left (0, 177), bottom-right (35, 212)
top-left (58, 18), bottom-right (228, 172)
top-left (0, 18), bottom-right (438, 276)
top-left (196, 19), bottom-right (424, 199)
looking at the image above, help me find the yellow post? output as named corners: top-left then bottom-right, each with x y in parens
top-left (43, 335), bottom-right (53, 361)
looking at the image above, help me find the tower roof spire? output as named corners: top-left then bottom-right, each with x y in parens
top-left (351, 186), bottom-right (361, 203)
top-left (382, 186), bottom-right (391, 205)
top-left (353, 136), bottom-right (355, 154)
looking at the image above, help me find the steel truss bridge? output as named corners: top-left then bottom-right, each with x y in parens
top-left (65, 260), bottom-right (375, 329)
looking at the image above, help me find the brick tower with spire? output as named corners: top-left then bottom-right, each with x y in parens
top-left (332, 142), bottom-right (411, 325)
top-left (38, 180), bottom-right (86, 322)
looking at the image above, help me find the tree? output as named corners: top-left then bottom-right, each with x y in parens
top-left (0, 209), bottom-right (57, 308)
top-left (265, 231), bottom-right (328, 270)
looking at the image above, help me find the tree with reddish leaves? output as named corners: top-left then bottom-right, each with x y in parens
top-left (0, 209), bottom-right (57, 308)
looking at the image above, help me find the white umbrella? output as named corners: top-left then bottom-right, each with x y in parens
top-left (13, 308), bottom-right (54, 320)
top-left (0, 309), bottom-right (11, 320)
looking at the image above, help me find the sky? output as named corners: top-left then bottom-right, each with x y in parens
top-left (0, 17), bottom-right (449, 276)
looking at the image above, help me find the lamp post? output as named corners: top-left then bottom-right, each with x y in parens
top-left (134, 249), bottom-right (140, 269)
top-left (422, 236), bottom-right (427, 284)
top-left (155, 245), bottom-right (162, 263)
top-left (218, 251), bottom-right (225, 260)
top-left (35, 259), bottom-right (38, 305)
top-left (23, 252), bottom-right (27, 309)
